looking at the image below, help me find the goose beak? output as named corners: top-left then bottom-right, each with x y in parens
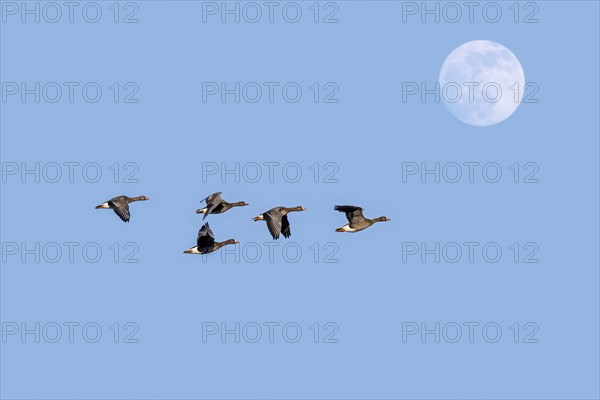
top-left (301, 207), bottom-right (307, 211)
top-left (386, 217), bottom-right (391, 221)
top-left (183, 249), bottom-right (191, 254)
top-left (252, 216), bottom-right (264, 221)
top-left (235, 240), bottom-right (240, 244)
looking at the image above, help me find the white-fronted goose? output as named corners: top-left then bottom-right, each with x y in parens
top-left (196, 191), bottom-right (249, 219)
top-left (253, 206), bottom-right (306, 240)
top-left (183, 222), bottom-right (238, 254)
top-left (95, 195), bottom-right (149, 222)
top-left (334, 205), bottom-right (390, 232)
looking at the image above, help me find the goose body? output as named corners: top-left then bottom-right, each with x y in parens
top-left (196, 192), bottom-right (248, 219)
top-left (253, 206), bottom-right (306, 240)
top-left (334, 205), bottom-right (390, 233)
top-left (183, 222), bottom-right (238, 254)
top-left (95, 195), bottom-right (149, 222)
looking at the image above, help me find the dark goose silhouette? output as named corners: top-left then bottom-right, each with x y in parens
top-left (183, 222), bottom-right (238, 254)
top-left (95, 195), bottom-right (149, 222)
top-left (253, 206), bottom-right (306, 240)
top-left (196, 192), bottom-right (249, 219)
top-left (334, 205), bottom-right (390, 233)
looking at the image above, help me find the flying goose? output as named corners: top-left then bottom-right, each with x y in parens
top-left (253, 206), bottom-right (306, 240)
top-left (183, 222), bottom-right (238, 254)
top-left (196, 192), bottom-right (249, 219)
top-left (334, 205), bottom-right (390, 232)
top-left (95, 195), bottom-right (149, 222)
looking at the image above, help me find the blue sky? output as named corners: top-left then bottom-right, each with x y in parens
top-left (1, 1), bottom-right (599, 399)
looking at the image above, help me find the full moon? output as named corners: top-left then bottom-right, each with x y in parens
top-left (439, 40), bottom-right (525, 126)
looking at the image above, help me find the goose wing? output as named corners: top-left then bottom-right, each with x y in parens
top-left (334, 205), bottom-right (364, 224)
top-left (203, 192), bottom-right (222, 204)
top-left (110, 201), bottom-right (130, 222)
top-left (264, 209), bottom-right (283, 240)
top-left (281, 215), bottom-right (291, 238)
top-left (203, 192), bottom-right (223, 220)
top-left (197, 222), bottom-right (216, 248)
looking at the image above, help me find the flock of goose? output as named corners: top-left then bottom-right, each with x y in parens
top-left (95, 192), bottom-right (391, 255)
